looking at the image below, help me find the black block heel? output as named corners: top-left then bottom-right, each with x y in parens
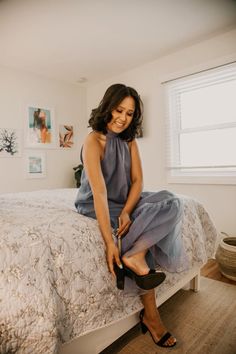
top-left (140, 321), bottom-right (148, 334)
top-left (114, 263), bottom-right (125, 290)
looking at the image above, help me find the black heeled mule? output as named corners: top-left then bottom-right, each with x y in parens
top-left (114, 233), bottom-right (166, 291)
top-left (139, 309), bottom-right (177, 347)
top-left (114, 263), bottom-right (166, 290)
top-left (124, 266), bottom-right (166, 290)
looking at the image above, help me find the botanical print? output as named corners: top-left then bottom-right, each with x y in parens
top-left (26, 106), bottom-right (55, 148)
top-left (0, 128), bottom-right (21, 157)
top-left (59, 125), bottom-right (74, 148)
top-left (25, 151), bottom-right (46, 178)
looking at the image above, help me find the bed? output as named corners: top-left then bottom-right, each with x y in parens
top-left (0, 188), bottom-right (218, 354)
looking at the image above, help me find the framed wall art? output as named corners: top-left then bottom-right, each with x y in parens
top-left (0, 128), bottom-right (22, 157)
top-left (59, 125), bottom-right (74, 148)
top-left (25, 151), bottom-right (46, 178)
top-left (25, 105), bottom-right (56, 148)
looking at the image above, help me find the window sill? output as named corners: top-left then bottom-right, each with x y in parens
top-left (167, 174), bottom-right (236, 185)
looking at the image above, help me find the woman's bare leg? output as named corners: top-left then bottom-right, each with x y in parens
top-left (140, 290), bottom-right (176, 346)
top-left (122, 249), bottom-right (175, 345)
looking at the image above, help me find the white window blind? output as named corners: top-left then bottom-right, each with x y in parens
top-left (164, 62), bottom-right (236, 184)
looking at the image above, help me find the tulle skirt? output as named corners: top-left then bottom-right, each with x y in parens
top-left (80, 190), bottom-right (189, 295)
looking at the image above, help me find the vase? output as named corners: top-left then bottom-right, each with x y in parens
top-left (215, 237), bottom-right (236, 281)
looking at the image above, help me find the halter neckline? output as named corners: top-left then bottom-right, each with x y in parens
top-left (106, 130), bottom-right (119, 138)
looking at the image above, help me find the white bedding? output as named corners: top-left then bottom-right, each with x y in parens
top-left (0, 189), bottom-right (218, 354)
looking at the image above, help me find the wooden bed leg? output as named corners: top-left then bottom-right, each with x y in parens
top-left (190, 271), bottom-right (200, 292)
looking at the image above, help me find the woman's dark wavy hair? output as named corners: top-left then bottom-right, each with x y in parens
top-left (88, 83), bottom-right (143, 141)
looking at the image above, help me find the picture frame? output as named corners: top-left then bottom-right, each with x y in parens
top-left (0, 128), bottom-right (22, 157)
top-left (25, 105), bottom-right (56, 148)
top-left (59, 124), bottom-right (74, 148)
top-left (25, 151), bottom-right (46, 178)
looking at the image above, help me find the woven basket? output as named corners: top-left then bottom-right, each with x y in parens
top-left (216, 237), bottom-right (236, 281)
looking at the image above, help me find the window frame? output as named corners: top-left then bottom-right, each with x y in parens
top-left (164, 62), bottom-right (236, 185)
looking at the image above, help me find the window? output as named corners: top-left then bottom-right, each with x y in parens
top-left (165, 62), bottom-right (236, 184)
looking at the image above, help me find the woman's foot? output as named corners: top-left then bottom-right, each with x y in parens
top-left (140, 309), bottom-right (176, 347)
top-left (122, 253), bottom-right (166, 290)
top-left (122, 252), bottom-right (150, 276)
top-left (122, 252), bottom-right (166, 290)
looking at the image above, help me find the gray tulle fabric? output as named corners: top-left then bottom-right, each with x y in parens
top-left (75, 131), bottom-right (189, 294)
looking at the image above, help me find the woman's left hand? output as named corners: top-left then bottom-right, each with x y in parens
top-left (117, 211), bottom-right (132, 238)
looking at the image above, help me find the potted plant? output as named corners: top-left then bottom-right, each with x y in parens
top-left (73, 164), bottom-right (83, 188)
top-left (216, 234), bottom-right (236, 281)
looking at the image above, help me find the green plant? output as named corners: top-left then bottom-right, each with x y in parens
top-left (73, 164), bottom-right (83, 187)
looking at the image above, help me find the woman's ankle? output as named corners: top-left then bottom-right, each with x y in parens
top-left (143, 309), bottom-right (159, 323)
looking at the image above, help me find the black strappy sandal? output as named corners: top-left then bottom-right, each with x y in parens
top-left (139, 309), bottom-right (177, 347)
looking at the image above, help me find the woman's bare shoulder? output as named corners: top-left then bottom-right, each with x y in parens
top-left (84, 131), bottom-right (104, 142)
top-left (84, 131), bottom-right (106, 155)
top-left (128, 138), bottom-right (138, 149)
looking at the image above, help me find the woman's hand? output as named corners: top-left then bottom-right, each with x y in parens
top-left (106, 242), bottom-right (122, 277)
top-left (117, 211), bottom-right (132, 238)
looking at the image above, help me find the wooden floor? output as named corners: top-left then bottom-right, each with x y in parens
top-left (201, 258), bottom-right (236, 285)
top-left (101, 259), bottom-right (235, 353)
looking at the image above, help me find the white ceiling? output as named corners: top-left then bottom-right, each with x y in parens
top-left (0, 0), bottom-right (236, 86)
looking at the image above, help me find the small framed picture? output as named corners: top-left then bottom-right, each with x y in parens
top-left (25, 105), bottom-right (56, 148)
top-left (25, 151), bottom-right (46, 178)
top-left (0, 128), bottom-right (22, 157)
top-left (59, 125), bottom-right (74, 148)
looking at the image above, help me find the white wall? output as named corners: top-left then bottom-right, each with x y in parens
top-left (0, 66), bottom-right (86, 193)
top-left (86, 28), bottom-right (236, 236)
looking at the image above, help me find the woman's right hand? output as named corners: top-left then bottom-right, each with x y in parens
top-left (106, 242), bottom-right (122, 277)
top-left (117, 212), bottom-right (132, 238)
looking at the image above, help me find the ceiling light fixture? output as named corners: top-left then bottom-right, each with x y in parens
top-left (77, 77), bottom-right (87, 83)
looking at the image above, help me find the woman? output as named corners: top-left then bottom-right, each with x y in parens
top-left (75, 83), bottom-right (188, 348)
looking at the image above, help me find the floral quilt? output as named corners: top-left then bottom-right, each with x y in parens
top-left (0, 189), bottom-right (218, 354)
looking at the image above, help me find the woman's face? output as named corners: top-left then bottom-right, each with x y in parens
top-left (107, 96), bottom-right (135, 134)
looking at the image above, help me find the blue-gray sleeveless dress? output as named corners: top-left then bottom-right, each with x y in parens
top-left (75, 131), bottom-right (189, 293)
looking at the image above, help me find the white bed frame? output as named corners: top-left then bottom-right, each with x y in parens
top-left (59, 266), bottom-right (200, 354)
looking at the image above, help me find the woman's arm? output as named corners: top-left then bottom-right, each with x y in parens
top-left (83, 133), bottom-right (122, 275)
top-left (118, 139), bottom-right (143, 237)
